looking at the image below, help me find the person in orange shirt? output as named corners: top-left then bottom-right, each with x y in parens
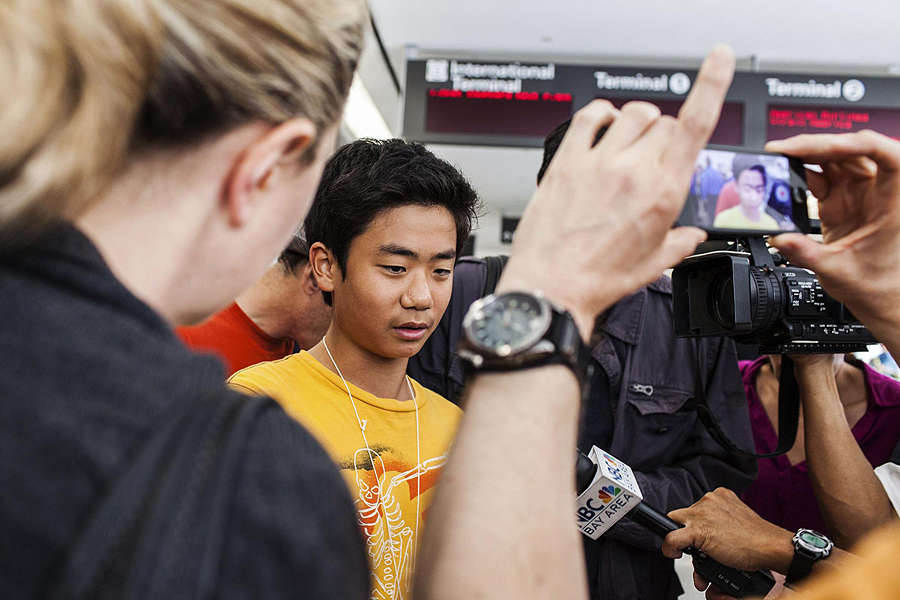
top-left (177, 233), bottom-right (332, 376)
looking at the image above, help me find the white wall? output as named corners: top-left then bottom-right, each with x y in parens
top-left (472, 207), bottom-right (513, 258)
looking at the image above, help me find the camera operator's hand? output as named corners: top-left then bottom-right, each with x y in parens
top-left (661, 488), bottom-right (795, 575)
top-left (497, 46), bottom-right (736, 338)
top-left (766, 132), bottom-right (900, 359)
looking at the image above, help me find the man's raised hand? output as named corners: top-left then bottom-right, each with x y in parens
top-left (498, 45), bottom-right (736, 338)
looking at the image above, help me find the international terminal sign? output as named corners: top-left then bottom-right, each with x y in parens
top-left (403, 57), bottom-right (900, 149)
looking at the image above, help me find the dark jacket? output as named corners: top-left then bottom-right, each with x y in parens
top-left (411, 258), bottom-right (756, 600)
top-left (0, 226), bottom-right (368, 600)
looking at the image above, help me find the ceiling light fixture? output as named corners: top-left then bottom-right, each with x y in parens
top-left (342, 74), bottom-right (393, 140)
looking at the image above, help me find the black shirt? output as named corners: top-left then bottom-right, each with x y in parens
top-left (0, 226), bottom-right (368, 600)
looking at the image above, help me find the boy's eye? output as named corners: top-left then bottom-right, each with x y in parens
top-left (434, 269), bottom-right (452, 276)
top-left (381, 265), bottom-right (406, 274)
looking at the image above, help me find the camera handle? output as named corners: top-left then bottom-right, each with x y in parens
top-left (745, 236), bottom-right (775, 270)
top-left (691, 355), bottom-right (800, 459)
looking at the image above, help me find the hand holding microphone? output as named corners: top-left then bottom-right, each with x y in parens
top-left (575, 448), bottom-right (776, 598)
top-left (662, 487), bottom-right (797, 578)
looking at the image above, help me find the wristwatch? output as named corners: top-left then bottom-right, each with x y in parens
top-left (457, 291), bottom-right (589, 386)
top-left (786, 528), bottom-right (833, 585)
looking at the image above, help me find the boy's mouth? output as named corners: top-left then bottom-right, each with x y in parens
top-left (394, 322), bottom-right (429, 341)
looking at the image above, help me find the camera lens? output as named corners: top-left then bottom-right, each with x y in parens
top-left (747, 268), bottom-right (782, 336)
top-left (710, 273), bottom-right (736, 329)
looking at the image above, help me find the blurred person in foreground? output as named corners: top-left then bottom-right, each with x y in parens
top-left (411, 117), bottom-right (757, 600)
top-left (661, 130), bottom-right (900, 599)
top-left (177, 233), bottom-right (332, 377)
top-left (0, 1), bottom-right (370, 598)
top-left (0, 0), bottom-right (740, 595)
top-left (424, 119), bottom-right (755, 600)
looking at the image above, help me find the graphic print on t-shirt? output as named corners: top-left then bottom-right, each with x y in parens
top-left (338, 446), bottom-right (449, 600)
top-left (227, 352), bottom-right (463, 600)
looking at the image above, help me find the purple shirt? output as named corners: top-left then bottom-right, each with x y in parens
top-left (740, 357), bottom-right (900, 535)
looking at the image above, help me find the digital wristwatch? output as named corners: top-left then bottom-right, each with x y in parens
top-left (786, 528), bottom-right (833, 585)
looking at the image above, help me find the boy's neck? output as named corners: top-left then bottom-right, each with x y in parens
top-left (739, 203), bottom-right (762, 221)
top-left (309, 327), bottom-right (414, 401)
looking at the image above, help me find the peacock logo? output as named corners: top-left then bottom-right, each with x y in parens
top-left (596, 485), bottom-right (621, 504)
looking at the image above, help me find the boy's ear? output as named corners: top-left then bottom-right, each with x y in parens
top-left (309, 242), bottom-right (336, 296)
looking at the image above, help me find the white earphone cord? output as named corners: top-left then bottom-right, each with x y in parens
top-left (322, 337), bottom-right (420, 598)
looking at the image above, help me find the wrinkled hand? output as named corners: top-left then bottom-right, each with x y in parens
top-left (662, 488), bottom-right (794, 575)
top-left (497, 46), bottom-right (736, 338)
top-left (767, 132), bottom-right (900, 351)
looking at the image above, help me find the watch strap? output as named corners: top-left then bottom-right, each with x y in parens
top-left (785, 544), bottom-right (818, 585)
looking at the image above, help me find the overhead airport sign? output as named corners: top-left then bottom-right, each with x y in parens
top-left (404, 55), bottom-right (900, 149)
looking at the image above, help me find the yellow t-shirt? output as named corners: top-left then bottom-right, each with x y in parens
top-left (228, 351), bottom-right (462, 600)
top-left (713, 206), bottom-right (781, 230)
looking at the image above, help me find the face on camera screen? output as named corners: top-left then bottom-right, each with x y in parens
top-left (680, 148), bottom-right (797, 234)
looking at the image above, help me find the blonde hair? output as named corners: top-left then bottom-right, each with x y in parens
top-left (0, 0), bottom-right (366, 249)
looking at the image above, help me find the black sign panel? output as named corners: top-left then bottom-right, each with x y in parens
top-left (404, 57), bottom-right (900, 149)
top-left (427, 90), bottom-right (573, 137)
top-left (601, 97), bottom-right (745, 146)
top-left (766, 104), bottom-right (900, 140)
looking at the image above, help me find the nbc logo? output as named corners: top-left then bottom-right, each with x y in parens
top-left (596, 485), bottom-right (621, 503)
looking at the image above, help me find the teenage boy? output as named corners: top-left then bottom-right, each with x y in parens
top-left (229, 138), bottom-right (480, 600)
top-left (713, 160), bottom-right (780, 230)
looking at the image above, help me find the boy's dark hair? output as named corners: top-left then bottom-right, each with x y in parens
top-left (732, 154), bottom-right (768, 186)
top-left (304, 138), bottom-right (480, 305)
top-left (537, 119), bottom-right (609, 184)
top-left (277, 232), bottom-right (309, 275)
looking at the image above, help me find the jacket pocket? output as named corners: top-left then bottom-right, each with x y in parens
top-left (623, 384), bottom-right (696, 443)
top-left (619, 385), bottom-right (698, 468)
top-left (625, 383), bottom-right (693, 416)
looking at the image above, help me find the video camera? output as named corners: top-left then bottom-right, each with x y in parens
top-left (672, 145), bottom-right (876, 354)
top-left (672, 236), bottom-right (875, 354)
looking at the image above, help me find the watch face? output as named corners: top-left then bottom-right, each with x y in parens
top-left (798, 531), bottom-right (829, 549)
top-left (465, 292), bottom-right (551, 357)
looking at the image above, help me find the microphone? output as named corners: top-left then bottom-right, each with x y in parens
top-left (575, 448), bottom-right (775, 598)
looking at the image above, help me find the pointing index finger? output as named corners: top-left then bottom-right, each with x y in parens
top-left (665, 45), bottom-right (735, 171)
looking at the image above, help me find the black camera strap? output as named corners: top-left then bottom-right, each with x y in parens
top-left (693, 356), bottom-right (800, 459)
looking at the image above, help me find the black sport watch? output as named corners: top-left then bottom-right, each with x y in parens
top-left (786, 528), bottom-right (833, 585)
top-left (457, 291), bottom-right (589, 386)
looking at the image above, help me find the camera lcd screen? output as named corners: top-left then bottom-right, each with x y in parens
top-left (677, 148), bottom-right (801, 235)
